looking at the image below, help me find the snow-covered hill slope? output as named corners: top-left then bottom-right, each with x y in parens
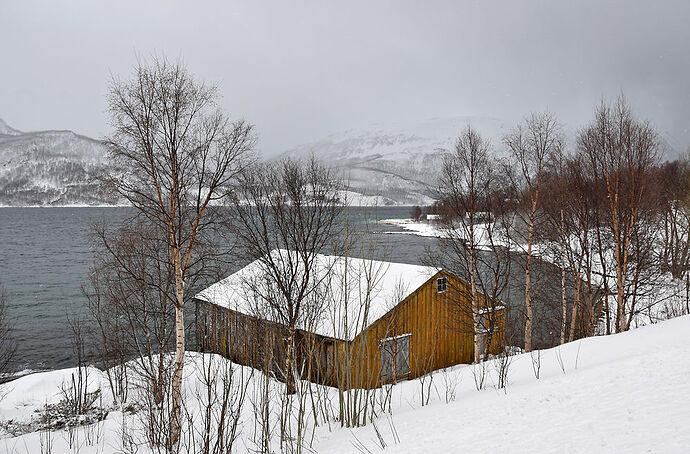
top-left (0, 120), bottom-right (113, 206)
top-left (1, 314), bottom-right (688, 453)
top-left (318, 315), bottom-right (690, 453)
top-left (279, 117), bottom-right (510, 206)
top-left (0, 119), bottom-right (22, 136)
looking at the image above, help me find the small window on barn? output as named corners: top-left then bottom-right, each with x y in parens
top-left (437, 276), bottom-right (448, 293)
top-left (379, 333), bottom-right (411, 383)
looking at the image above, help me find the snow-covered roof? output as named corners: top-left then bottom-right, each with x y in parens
top-left (195, 249), bottom-right (440, 340)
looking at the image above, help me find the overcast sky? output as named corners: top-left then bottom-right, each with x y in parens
top-left (1, 0), bottom-right (689, 156)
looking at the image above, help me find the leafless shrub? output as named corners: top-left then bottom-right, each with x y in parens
top-left (350, 432), bottom-right (374, 454)
top-left (115, 407), bottom-right (139, 454)
top-left (530, 350), bottom-right (542, 379)
top-left (0, 284), bottom-right (16, 381)
top-left (39, 411), bottom-right (53, 454)
top-left (377, 383), bottom-right (394, 416)
top-left (472, 360), bottom-right (488, 391)
top-left (372, 420), bottom-right (387, 449)
top-left (83, 416), bottom-right (105, 447)
top-left (247, 369), bottom-right (276, 453)
top-left (439, 368), bottom-right (461, 403)
top-left (60, 315), bottom-right (96, 417)
top-left (418, 369), bottom-right (434, 407)
top-left (555, 347), bottom-right (566, 374)
top-left (384, 414), bottom-right (400, 445)
top-left (494, 348), bottom-right (513, 392)
top-left (83, 268), bottom-right (129, 406)
top-left (183, 355), bottom-right (251, 454)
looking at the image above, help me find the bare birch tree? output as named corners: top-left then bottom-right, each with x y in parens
top-left (577, 95), bottom-right (659, 332)
top-left (504, 112), bottom-right (563, 352)
top-left (658, 158), bottom-right (690, 279)
top-left (439, 125), bottom-right (494, 362)
top-left (564, 156), bottom-right (599, 340)
top-left (104, 56), bottom-right (255, 448)
top-left (228, 158), bottom-right (343, 395)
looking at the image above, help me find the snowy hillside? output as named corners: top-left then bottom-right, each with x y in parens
top-left (1, 314), bottom-right (688, 453)
top-left (279, 117), bottom-right (510, 206)
top-left (0, 114), bottom-right (679, 207)
top-left (0, 119), bottom-right (22, 137)
top-left (318, 315), bottom-right (690, 453)
top-left (0, 120), bottom-right (114, 206)
top-left (0, 116), bottom-right (510, 207)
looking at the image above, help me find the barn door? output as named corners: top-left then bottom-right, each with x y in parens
top-left (379, 334), bottom-right (411, 383)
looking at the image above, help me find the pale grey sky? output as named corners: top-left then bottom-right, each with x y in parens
top-left (1, 0), bottom-right (689, 156)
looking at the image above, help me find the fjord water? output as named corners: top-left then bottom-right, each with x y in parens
top-left (0, 207), bottom-right (432, 374)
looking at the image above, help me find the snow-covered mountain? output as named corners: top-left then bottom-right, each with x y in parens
top-left (1, 116), bottom-right (508, 207)
top-left (278, 117), bottom-right (510, 206)
top-left (0, 119), bottom-right (113, 206)
top-left (3, 114), bottom-right (675, 207)
top-left (0, 118), bottom-right (22, 136)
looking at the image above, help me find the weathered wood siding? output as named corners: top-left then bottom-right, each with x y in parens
top-left (196, 269), bottom-right (505, 390)
top-left (344, 271), bottom-right (505, 388)
top-left (195, 299), bottom-right (342, 386)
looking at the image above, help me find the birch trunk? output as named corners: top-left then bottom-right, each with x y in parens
top-left (169, 248), bottom-right (185, 449)
top-left (560, 208), bottom-right (567, 345)
top-left (469, 222), bottom-right (481, 363)
top-left (569, 271), bottom-right (581, 342)
top-left (524, 202), bottom-right (537, 352)
top-left (470, 260), bottom-right (480, 363)
top-left (286, 325), bottom-right (296, 395)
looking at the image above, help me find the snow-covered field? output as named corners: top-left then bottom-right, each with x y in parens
top-left (1, 315), bottom-right (688, 453)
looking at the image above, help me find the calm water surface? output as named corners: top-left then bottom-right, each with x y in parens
top-left (0, 207), bottom-right (436, 373)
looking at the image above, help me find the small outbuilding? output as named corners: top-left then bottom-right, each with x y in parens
top-left (195, 251), bottom-right (505, 389)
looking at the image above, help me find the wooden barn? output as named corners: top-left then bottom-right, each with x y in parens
top-left (195, 251), bottom-right (505, 390)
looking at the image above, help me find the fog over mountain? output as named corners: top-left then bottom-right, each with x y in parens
top-left (3, 116), bottom-right (504, 206)
top-left (280, 116), bottom-right (510, 205)
top-left (0, 116), bottom-right (514, 206)
top-left (0, 113), bottom-right (683, 206)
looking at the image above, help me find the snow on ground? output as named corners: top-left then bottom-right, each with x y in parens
top-left (380, 218), bottom-right (499, 247)
top-left (1, 316), bottom-right (690, 453)
top-left (0, 367), bottom-right (102, 424)
top-left (380, 218), bottom-right (449, 238)
top-left (317, 315), bottom-right (690, 453)
top-left (381, 218), bottom-right (689, 329)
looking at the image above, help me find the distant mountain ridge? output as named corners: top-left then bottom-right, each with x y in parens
top-left (0, 119), bottom-right (22, 136)
top-left (0, 119), bottom-right (114, 206)
top-left (3, 116), bottom-right (509, 206)
top-left (279, 116), bottom-right (510, 206)
top-left (1, 115), bottom-right (681, 207)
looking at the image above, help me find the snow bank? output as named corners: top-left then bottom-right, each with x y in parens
top-left (1, 316), bottom-right (689, 453)
top-left (0, 367), bottom-right (103, 424)
top-left (316, 315), bottom-right (690, 453)
top-left (380, 218), bottom-right (449, 238)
